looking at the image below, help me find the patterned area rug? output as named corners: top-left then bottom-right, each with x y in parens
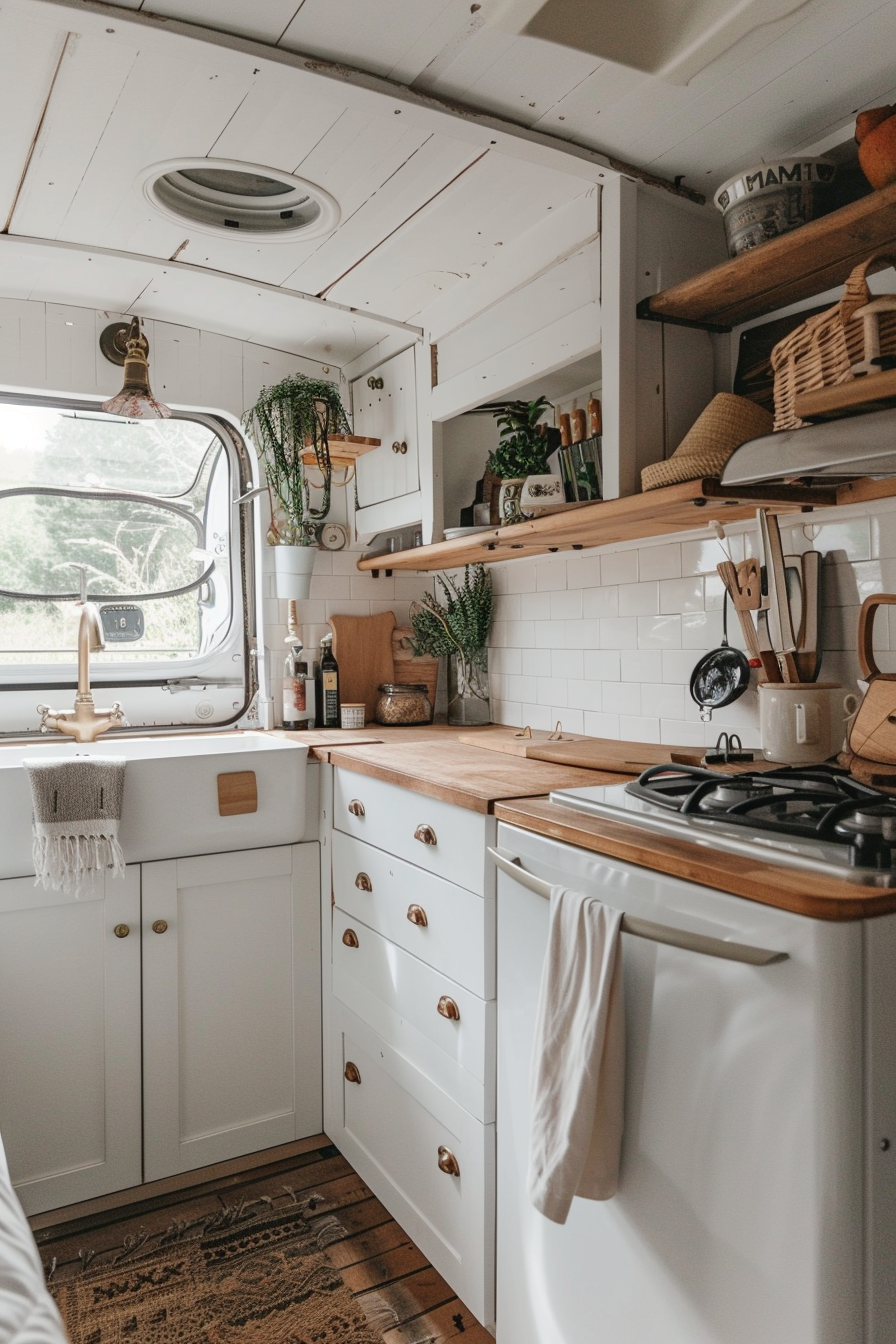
top-left (48, 1184), bottom-right (385, 1344)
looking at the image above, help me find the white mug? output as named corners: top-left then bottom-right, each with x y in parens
top-left (759, 682), bottom-right (859, 765)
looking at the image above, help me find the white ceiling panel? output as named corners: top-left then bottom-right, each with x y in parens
top-left (283, 134), bottom-right (484, 296)
top-left (428, 32), bottom-right (601, 126)
top-left (388, 1), bottom-right (488, 85)
top-left (0, 6), bottom-right (69, 232)
top-left (279, 0), bottom-right (460, 78)
top-left (325, 150), bottom-right (590, 317)
top-left (10, 31), bottom-right (141, 240)
top-left (137, 265), bottom-right (399, 362)
top-left (208, 67), bottom-right (346, 172)
top-left (142, 0), bottom-right (304, 45)
top-left (0, 238), bottom-right (156, 311)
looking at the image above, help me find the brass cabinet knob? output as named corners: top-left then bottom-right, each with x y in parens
top-left (355, 872), bottom-right (372, 892)
top-left (342, 928), bottom-right (360, 948)
top-left (391, 440), bottom-right (407, 455)
top-left (113, 924), bottom-right (130, 939)
top-left (437, 995), bottom-right (460, 1021)
top-left (414, 823), bottom-right (437, 846)
top-left (348, 799), bottom-right (365, 817)
top-left (344, 1061), bottom-right (362, 1084)
top-left (367, 375), bottom-right (384, 390)
top-left (437, 1145), bottom-right (460, 1177)
top-left (152, 920), bottom-right (168, 935)
top-left (407, 904), bottom-right (428, 928)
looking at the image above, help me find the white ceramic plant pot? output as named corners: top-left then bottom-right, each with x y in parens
top-left (272, 544), bottom-right (316, 599)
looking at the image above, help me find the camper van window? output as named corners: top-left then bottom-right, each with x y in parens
top-left (0, 398), bottom-right (251, 734)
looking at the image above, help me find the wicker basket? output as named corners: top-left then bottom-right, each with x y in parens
top-left (770, 252), bottom-right (896, 431)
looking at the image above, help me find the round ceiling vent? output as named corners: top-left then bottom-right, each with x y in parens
top-left (140, 158), bottom-right (340, 241)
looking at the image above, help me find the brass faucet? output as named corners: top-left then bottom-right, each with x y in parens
top-left (37, 571), bottom-right (127, 743)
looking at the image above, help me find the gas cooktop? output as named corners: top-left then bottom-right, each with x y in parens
top-left (550, 764), bottom-right (896, 887)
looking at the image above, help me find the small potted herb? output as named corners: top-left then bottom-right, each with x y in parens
top-left (486, 397), bottom-right (551, 524)
top-left (410, 564), bottom-right (493, 725)
top-left (243, 373), bottom-right (350, 598)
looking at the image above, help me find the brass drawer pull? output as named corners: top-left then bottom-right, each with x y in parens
top-left (437, 995), bottom-right (460, 1021)
top-left (344, 1061), bottom-right (362, 1084)
top-left (414, 823), bottom-right (437, 846)
top-left (348, 799), bottom-right (365, 817)
top-left (437, 1145), bottom-right (460, 1177)
top-left (355, 872), bottom-right (372, 892)
top-left (407, 904), bottom-right (428, 928)
top-left (342, 928), bottom-right (360, 948)
top-left (152, 920), bottom-right (168, 935)
top-left (113, 924), bottom-right (130, 939)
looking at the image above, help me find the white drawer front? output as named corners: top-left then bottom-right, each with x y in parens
top-left (333, 768), bottom-right (492, 897)
top-left (333, 907), bottom-right (495, 1122)
top-left (338, 1020), bottom-right (494, 1325)
top-left (333, 832), bottom-right (495, 997)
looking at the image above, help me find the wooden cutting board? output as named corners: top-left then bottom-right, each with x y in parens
top-left (457, 726), bottom-right (590, 757)
top-left (329, 611), bottom-right (397, 723)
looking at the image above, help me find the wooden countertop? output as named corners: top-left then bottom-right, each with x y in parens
top-left (494, 798), bottom-right (896, 921)
top-left (325, 739), bottom-right (628, 814)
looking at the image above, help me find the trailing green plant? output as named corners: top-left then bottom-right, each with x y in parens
top-left (485, 396), bottom-right (552, 479)
top-left (410, 564), bottom-right (493, 660)
top-left (242, 374), bottom-right (351, 544)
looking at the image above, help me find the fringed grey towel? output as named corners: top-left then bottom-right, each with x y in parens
top-left (23, 757), bottom-right (126, 895)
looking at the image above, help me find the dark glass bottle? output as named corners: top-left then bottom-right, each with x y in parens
top-left (318, 633), bottom-right (340, 728)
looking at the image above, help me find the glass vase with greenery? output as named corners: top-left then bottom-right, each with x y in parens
top-left (410, 564), bottom-right (493, 725)
top-left (242, 373), bottom-right (351, 545)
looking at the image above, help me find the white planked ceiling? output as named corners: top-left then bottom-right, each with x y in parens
top-left (2, 0), bottom-right (894, 368)
top-left (108, 0), bottom-right (896, 194)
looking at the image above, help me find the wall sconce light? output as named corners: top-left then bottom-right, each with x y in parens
top-left (100, 317), bottom-right (172, 419)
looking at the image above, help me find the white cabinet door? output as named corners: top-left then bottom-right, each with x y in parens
top-left (142, 843), bottom-right (321, 1182)
top-left (352, 346), bottom-right (419, 509)
top-left (0, 868), bottom-right (142, 1216)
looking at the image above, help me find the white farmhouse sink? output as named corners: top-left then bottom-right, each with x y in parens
top-left (0, 732), bottom-right (309, 880)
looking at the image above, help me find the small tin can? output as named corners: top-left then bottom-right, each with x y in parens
top-left (340, 703), bottom-right (366, 730)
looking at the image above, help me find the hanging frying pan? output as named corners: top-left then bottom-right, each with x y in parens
top-left (690, 593), bottom-right (751, 722)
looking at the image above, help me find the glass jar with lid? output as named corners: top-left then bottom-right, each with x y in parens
top-left (374, 682), bottom-right (433, 726)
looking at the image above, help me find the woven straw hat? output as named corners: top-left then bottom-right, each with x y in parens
top-left (641, 393), bottom-right (773, 492)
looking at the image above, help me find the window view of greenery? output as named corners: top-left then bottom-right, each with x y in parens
top-left (0, 405), bottom-right (231, 666)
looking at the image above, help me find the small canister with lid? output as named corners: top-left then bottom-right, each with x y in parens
top-left (375, 682), bottom-right (433, 726)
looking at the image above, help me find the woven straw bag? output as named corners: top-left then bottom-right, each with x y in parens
top-left (770, 252), bottom-right (896, 432)
top-left (641, 393), bottom-right (773, 492)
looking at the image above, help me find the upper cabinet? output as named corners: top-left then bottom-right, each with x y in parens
top-left (352, 346), bottom-right (420, 516)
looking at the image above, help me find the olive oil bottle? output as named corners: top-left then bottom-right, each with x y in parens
top-left (317, 632), bottom-right (340, 728)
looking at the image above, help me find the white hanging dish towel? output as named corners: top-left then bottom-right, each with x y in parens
top-left (23, 757), bottom-right (126, 896)
top-left (527, 886), bottom-right (625, 1224)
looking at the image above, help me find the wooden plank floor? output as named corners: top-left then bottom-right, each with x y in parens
top-left (31, 1137), bottom-right (493, 1344)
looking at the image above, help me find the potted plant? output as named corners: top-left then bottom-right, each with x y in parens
top-left (486, 396), bottom-right (552, 524)
top-left (410, 564), bottom-right (493, 725)
top-left (243, 373), bottom-right (351, 598)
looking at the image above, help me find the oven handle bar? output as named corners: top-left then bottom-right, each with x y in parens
top-left (488, 848), bottom-right (788, 967)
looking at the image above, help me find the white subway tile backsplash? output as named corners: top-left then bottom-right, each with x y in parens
top-left (638, 542), bottom-right (681, 581)
top-left (637, 614), bottom-right (681, 649)
top-left (620, 649), bottom-right (663, 682)
top-left (523, 648), bottom-right (553, 677)
top-left (584, 650), bottom-right (621, 681)
top-left (599, 549), bottom-right (638, 585)
top-left (600, 617), bottom-right (638, 649)
top-left (602, 682), bottom-right (641, 715)
top-left (618, 582), bottom-right (659, 616)
top-left (659, 576), bottom-right (703, 614)
top-left (553, 648), bottom-right (584, 680)
top-left (619, 715), bottom-right (661, 742)
top-left (485, 503), bottom-right (896, 747)
top-left (567, 679), bottom-right (600, 711)
top-left (537, 677), bottom-right (568, 706)
top-left (310, 575), bottom-right (351, 600)
top-left (550, 588), bottom-right (583, 620)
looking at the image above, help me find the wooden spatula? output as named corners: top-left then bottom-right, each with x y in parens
top-left (717, 560), bottom-right (763, 664)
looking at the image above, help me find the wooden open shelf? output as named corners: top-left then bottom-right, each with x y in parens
top-left (637, 181), bottom-right (896, 332)
top-left (356, 478), bottom-right (840, 572)
top-left (302, 434), bottom-right (380, 468)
